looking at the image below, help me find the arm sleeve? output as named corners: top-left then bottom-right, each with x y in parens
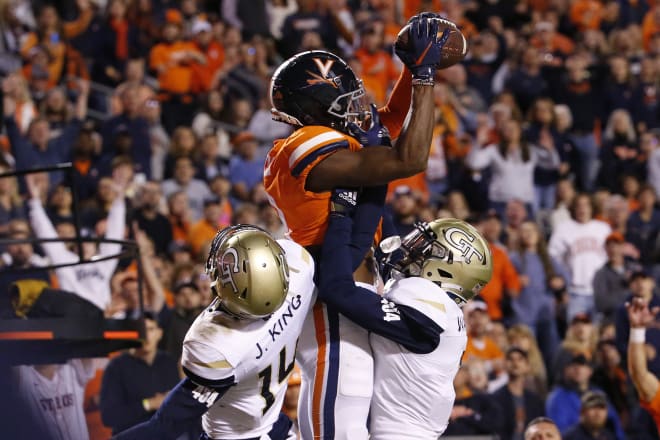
top-left (545, 392), bottom-right (573, 433)
top-left (27, 198), bottom-right (76, 263)
top-left (320, 214), bottom-right (441, 353)
top-left (4, 116), bottom-right (30, 164)
top-left (465, 144), bottom-right (496, 170)
top-left (111, 377), bottom-right (233, 440)
top-left (378, 68), bottom-right (412, 139)
top-left (349, 185), bottom-right (387, 271)
top-left (501, 253), bottom-right (521, 294)
top-left (98, 196), bottom-right (126, 257)
top-left (547, 227), bottom-right (567, 262)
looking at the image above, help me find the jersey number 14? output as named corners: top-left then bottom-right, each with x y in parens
top-left (257, 342), bottom-right (296, 414)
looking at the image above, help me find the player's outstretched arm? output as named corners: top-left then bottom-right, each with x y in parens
top-left (627, 298), bottom-right (660, 403)
top-left (306, 19), bottom-right (444, 192)
top-left (319, 191), bottom-right (442, 353)
top-left (112, 377), bottom-right (233, 440)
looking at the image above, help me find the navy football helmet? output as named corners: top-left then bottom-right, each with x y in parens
top-left (270, 50), bottom-right (370, 133)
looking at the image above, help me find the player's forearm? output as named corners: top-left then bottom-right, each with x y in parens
top-left (391, 84), bottom-right (435, 174)
top-left (628, 329), bottom-right (659, 402)
top-left (349, 186), bottom-right (387, 270)
top-left (113, 378), bottom-right (226, 440)
top-left (320, 215), bottom-right (440, 353)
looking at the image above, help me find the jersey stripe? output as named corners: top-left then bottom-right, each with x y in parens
top-left (288, 131), bottom-right (345, 169)
top-left (323, 307), bottom-right (341, 439)
top-left (290, 140), bottom-right (349, 177)
top-left (312, 302), bottom-right (328, 438)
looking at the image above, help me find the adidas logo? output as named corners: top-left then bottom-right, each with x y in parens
top-left (338, 191), bottom-right (357, 206)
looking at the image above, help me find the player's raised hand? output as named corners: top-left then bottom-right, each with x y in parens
top-left (395, 17), bottom-right (449, 82)
top-left (330, 188), bottom-right (359, 217)
top-left (626, 297), bottom-right (660, 328)
top-left (347, 104), bottom-right (391, 147)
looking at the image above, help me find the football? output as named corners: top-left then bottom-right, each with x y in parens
top-left (395, 17), bottom-right (467, 69)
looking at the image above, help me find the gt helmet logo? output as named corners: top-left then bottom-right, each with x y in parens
top-left (444, 227), bottom-right (484, 264)
top-left (220, 247), bottom-right (240, 294)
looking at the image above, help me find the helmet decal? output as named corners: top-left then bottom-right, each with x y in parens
top-left (444, 227), bottom-right (485, 264)
top-left (219, 247), bottom-right (240, 294)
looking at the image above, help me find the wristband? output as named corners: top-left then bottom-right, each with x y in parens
top-left (630, 327), bottom-right (646, 344)
top-left (411, 78), bottom-right (435, 86)
top-left (142, 398), bottom-right (151, 412)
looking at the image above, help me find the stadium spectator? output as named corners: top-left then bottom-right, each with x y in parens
top-left (593, 232), bottom-right (638, 323)
top-left (228, 131), bottom-right (265, 206)
top-left (133, 180), bottom-right (173, 257)
top-left (616, 270), bottom-right (660, 378)
top-left (444, 360), bottom-right (504, 436)
top-left (101, 83), bottom-right (152, 178)
top-left (388, 185), bottom-right (421, 237)
top-left (3, 78), bottom-right (88, 185)
top-left (354, 20), bottom-right (399, 106)
top-left (598, 109), bottom-right (642, 194)
top-left (549, 194), bottom-right (611, 320)
top-left (466, 118), bottom-right (560, 216)
top-left (546, 354), bottom-right (624, 438)
top-left (476, 210), bottom-right (521, 322)
top-left (493, 346), bottom-right (546, 440)
top-left (591, 339), bottom-right (637, 429)
top-left (553, 313), bottom-right (598, 383)
top-left (0, 161), bottom-right (26, 236)
top-left (161, 155), bottom-right (212, 222)
top-left (0, 219), bottom-right (49, 299)
top-left (159, 281), bottom-right (203, 362)
top-left (524, 416), bottom-right (562, 440)
top-left (163, 125), bottom-right (197, 180)
top-left (508, 324), bottom-right (551, 397)
top-left (564, 391), bottom-right (619, 440)
top-left (463, 299), bottom-right (506, 379)
top-left (626, 185), bottom-right (660, 271)
top-left (188, 197), bottom-right (227, 256)
top-left (99, 313), bottom-right (179, 435)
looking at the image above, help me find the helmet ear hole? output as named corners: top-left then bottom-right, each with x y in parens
top-left (437, 268), bottom-right (453, 278)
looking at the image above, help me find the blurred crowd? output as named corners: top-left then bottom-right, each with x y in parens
top-left (1, 0), bottom-right (660, 439)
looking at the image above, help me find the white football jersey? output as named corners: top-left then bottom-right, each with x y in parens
top-left (181, 239), bottom-right (316, 439)
top-left (14, 360), bottom-right (95, 440)
top-left (369, 277), bottom-right (467, 440)
top-left (548, 218), bottom-right (610, 295)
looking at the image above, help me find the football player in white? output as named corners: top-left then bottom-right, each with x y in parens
top-left (114, 225), bottom-right (315, 440)
top-left (318, 189), bottom-right (493, 439)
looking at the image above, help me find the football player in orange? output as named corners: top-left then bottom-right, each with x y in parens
top-left (264, 14), bottom-right (450, 440)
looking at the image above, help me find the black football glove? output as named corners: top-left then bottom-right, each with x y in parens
top-left (330, 188), bottom-right (359, 217)
top-left (395, 17), bottom-right (450, 82)
top-left (347, 104), bottom-right (392, 147)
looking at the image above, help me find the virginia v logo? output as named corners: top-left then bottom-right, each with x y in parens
top-left (306, 58), bottom-right (341, 88)
top-left (313, 58), bottom-right (335, 78)
top-left (444, 227), bottom-right (484, 264)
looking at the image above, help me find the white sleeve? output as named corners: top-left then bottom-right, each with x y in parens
top-left (182, 340), bottom-right (236, 383)
top-left (465, 144), bottom-right (496, 170)
top-left (28, 198), bottom-right (76, 264)
top-left (98, 196), bottom-right (126, 257)
top-left (547, 224), bottom-right (568, 262)
top-left (69, 358), bottom-right (96, 388)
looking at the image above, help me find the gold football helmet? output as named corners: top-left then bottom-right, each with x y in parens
top-left (206, 225), bottom-right (289, 319)
top-left (382, 218), bottom-right (492, 304)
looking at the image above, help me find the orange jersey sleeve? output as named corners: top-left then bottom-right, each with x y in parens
top-left (378, 68), bottom-right (412, 140)
top-left (641, 386), bottom-right (660, 430)
top-left (264, 126), bottom-right (361, 247)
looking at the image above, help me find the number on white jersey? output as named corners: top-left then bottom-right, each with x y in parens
top-left (192, 385), bottom-right (220, 408)
top-left (381, 298), bottom-right (401, 322)
top-left (257, 340), bottom-right (297, 414)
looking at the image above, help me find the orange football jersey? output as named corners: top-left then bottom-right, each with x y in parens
top-left (264, 126), bottom-right (362, 247)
